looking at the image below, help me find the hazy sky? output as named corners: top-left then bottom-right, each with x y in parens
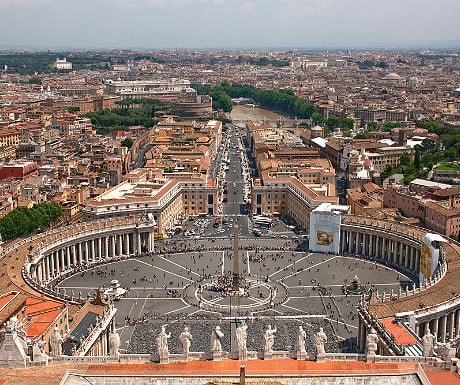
top-left (0, 0), bottom-right (459, 49)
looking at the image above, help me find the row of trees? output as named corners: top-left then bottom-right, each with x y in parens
top-left (248, 57), bottom-right (290, 67)
top-left (355, 60), bottom-right (389, 70)
top-left (195, 82), bottom-right (318, 119)
top-left (0, 202), bottom-right (62, 241)
top-left (85, 99), bottom-right (168, 132)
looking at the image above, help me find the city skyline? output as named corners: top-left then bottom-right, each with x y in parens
top-left (0, 0), bottom-right (459, 50)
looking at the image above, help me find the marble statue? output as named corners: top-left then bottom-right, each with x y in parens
top-left (179, 326), bottom-right (193, 356)
top-left (156, 326), bottom-right (171, 357)
top-left (49, 325), bottom-right (63, 356)
top-left (263, 324), bottom-right (277, 353)
top-left (315, 327), bottom-right (327, 355)
top-left (109, 330), bottom-right (121, 358)
top-left (211, 326), bottom-right (224, 354)
top-left (297, 326), bottom-right (307, 354)
top-left (422, 327), bottom-right (436, 357)
top-left (366, 328), bottom-right (378, 357)
top-left (236, 321), bottom-right (248, 355)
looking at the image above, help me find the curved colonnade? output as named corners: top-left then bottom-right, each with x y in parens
top-left (0, 216), bottom-right (154, 326)
top-left (0, 214), bottom-right (459, 357)
top-left (341, 215), bottom-right (460, 354)
top-left (27, 217), bottom-right (155, 287)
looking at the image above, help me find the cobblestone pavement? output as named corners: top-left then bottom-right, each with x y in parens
top-left (58, 237), bottom-right (411, 354)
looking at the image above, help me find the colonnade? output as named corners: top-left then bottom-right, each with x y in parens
top-left (33, 229), bottom-right (154, 284)
top-left (340, 229), bottom-right (421, 273)
top-left (416, 308), bottom-right (460, 344)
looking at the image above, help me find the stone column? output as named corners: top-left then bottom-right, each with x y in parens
top-left (97, 238), bottom-right (102, 260)
top-left (77, 242), bottom-right (83, 265)
top-left (50, 252), bottom-right (55, 277)
top-left (431, 318), bottom-right (439, 342)
top-left (105, 237), bottom-right (109, 259)
top-left (149, 232), bottom-right (154, 252)
top-left (44, 256), bottom-right (50, 281)
top-left (409, 246), bottom-right (415, 271)
top-left (91, 239), bottom-right (96, 262)
top-left (72, 244), bottom-right (76, 266)
top-left (455, 309), bottom-right (460, 338)
top-left (415, 249), bottom-right (420, 273)
top-left (368, 234), bottom-right (374, 258)
top-left (340, 231), bottom-right (345, 253)
top-left (117, 234), bottom-right (122, 256)
top-left (404, 245), bottom-right (409, 268)
top-left (66, 247), bottom-right (71, 269)
top-left (55, 251), bottom-right (60, 273)
top-left (137, 232), bottom-right (142, 254)
top-left (61, 249), bottom-right (65, 272)
top-left (84, 241), bottom-right (89, 263)
top-left (448, 312), bottom-right (455, 341)
top-left (126, 233), bottom-right (130, 256)
top-left (36, 263), bottom-right (42, 283)
top-left (439, 315), bottom-right (447, 343)
top-left (111, 235), bottom-right (116, 257)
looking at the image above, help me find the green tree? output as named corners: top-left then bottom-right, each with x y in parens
top-left (380, 164), bottom-right (394, 181)
top-left (0, 202), bottom-right (62, 241)
top-left (399, 152), bottom-right (411, 167)
top-left (121, 138), bottom-right (133, 148)
top-left (67, 106), bottom-right (80, 113)
top-left (28, 77), bottom-right (42, 84)
top-left (414, 147), bottom-right (421, 170)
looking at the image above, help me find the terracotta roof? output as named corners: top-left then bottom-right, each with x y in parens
top-left (380, 317), bottom-right (417, 345)
top-left (424, 200), bottom-right (460, 217)
top-left (431, 186), bottom-right (460, 197)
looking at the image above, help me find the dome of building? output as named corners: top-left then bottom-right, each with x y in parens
top-left (382, 72), bottom-right (402, 80)
top-left (407, 76), bottom-right (419, 85)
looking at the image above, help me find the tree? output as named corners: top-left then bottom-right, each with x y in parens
top-left (375, 61), bottom-right (389, 69)
top-left (380, 164), bottom-right (394, 182)
top-left (0, 202), bottom-right (62, 241)
top-left (414, 147), bottom-right (421, 170)
top-left (399, 153), bottom-right (411, 167)
top-left (121, 138), bottom-right (133, 149)
top-left (28, 77), bottom-right (42, 84)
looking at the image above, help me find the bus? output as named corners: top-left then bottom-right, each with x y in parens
top-left (213, 218), bottom-right (220, 228)
top-left (252, 215), bottom-right (273, 228)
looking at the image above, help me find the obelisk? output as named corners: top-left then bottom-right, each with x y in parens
top-left (232, 224), bottom-right (240, 292)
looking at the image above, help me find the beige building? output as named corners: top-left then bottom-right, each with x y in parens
top-left (251, 176), bottom-right (338, 232)
top-left (82, 170), bottom-right (219, 238)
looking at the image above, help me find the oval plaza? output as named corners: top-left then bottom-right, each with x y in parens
top-left (0, 197), bottom-right (459, 374)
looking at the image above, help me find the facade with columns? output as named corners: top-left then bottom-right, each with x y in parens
top-left (0, 207), bottom-right (459, 364)
top-left (25, 216), bottom-right (155, 287)
top-left (340, 215), bottom-right (460, 357)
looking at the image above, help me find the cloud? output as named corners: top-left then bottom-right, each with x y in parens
top-left (240, 2), bottom-right (255, 12)
top-left (0, 0), bottom-right (50, 7)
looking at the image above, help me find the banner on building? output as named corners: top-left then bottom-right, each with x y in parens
top-left (316, 230), bottom-right (333, 246)
top-left (420, 242), bottom-right (432, 280)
